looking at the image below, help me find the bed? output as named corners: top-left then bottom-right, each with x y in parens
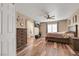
top-left (45, 32), bottom-right (70, 44)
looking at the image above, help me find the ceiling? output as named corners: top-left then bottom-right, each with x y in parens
top-left (15, 3), bottom-right (79, 23)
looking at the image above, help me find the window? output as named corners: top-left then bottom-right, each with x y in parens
top-left (47, 23), bottom-right (57, 33)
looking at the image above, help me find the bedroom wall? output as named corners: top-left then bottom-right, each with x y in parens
top-left (58, 20), bottom-right (68, 32)
top-left (40, 22), bottom-right (47, 37)
top-left (16, 12), bottom-right (34, 37)
top-left (34, 27), bottom-right (39, 35)
top-left (27, 20), bottom-right (34, 37)
top-left (16, 12), bottom-right (35, 45)
top-left (27, 20), bottom-right (35, 45)
top-left (16, 12), bottom-right (27, 28)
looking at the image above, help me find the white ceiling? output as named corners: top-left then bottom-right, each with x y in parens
top-left (15, 3), bottom-right (79, 22)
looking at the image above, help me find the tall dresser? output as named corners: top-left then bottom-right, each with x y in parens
top-left (70, 37), bottom-right (79, 51)
top-left (16, 28), bottom-right (27, 52)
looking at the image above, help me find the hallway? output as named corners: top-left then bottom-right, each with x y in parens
top-left (17, 38), bottom-right (77, 56)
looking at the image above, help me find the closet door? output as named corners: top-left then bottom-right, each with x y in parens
top-left (0, 3), bottom-right (16, 56)
top-left (0, 3), bottom-right (1, 56)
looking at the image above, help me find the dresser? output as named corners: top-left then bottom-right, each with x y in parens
top-left (16, 28), bottom-right (27, 52)
top-left (69, 37), bottom-right (79, 51)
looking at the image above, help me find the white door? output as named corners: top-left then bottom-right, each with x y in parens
top-left (0, 3), bottom-right (16, 56)
top-left (0, 3), bottom-right (1, 56)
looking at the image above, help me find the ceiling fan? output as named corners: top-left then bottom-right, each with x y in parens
top-left (44, 14), bottom-right (55, 19)
top-left (42, 10), bottom-right (55, 19)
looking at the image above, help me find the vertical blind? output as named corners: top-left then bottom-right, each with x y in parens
top-left (47, 23), bottom-right (57, 33)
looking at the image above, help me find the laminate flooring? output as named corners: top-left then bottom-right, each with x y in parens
top-left (17, 38), bottom-right (77, 56)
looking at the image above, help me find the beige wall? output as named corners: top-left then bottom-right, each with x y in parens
top-left (34, 27), bottom-right (39, 35)
top-left (58, 20), bottom-right (68, 32)
top-left (40, 20), bottom-right (68, 36)
top-left (27, 20), bottom-right (35, 45)
top-left (40, 22), bottom-right (47, 37)
top-left (16, 12), bottom-right (27, 28)
top-left (16, 12), bottom-right (35, 37)
top-left (40, 21), bottom-right (68, 36)
top-left (16, 12), bottom-right (35, 45)
top-left (27, 20), bottom-right (34, 38)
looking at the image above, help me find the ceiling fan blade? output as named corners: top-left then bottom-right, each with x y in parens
top-left (50, 16), bottom-right (55, 17)
top-left (51, 18), bottom-right (55, 19)
top-left (48, 17), bottom-right (55, 19)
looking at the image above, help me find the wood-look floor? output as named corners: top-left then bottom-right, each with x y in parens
top-left (17, 38), bottom-right (77, 56)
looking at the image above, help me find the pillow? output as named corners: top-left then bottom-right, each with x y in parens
top-left (63, 34), bottom-right (69, 38)
top-left (66, 33), bottom-right (74, 37)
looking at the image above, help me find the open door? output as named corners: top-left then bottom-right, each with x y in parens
top-left (0, 3), bottom-right (16, 56)
top-left (0, 3), bottom-right (1, 56)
